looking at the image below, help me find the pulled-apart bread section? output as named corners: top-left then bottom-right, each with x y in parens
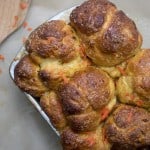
top-left (61, 125), bottom-right (111, 150)
top-left (14, 55), bottom-right (48, 97)
top-left (70, 0), bottom-right (142, 78)
top-left (58, 67), bottom-right (116, 133)
top-left (39, 67), bottom-right (116, 150)
top-left (104, 104), bottom-right (150, 148)
top-left (25, 20), bottom-right (90, 90)
top-left (26, 20), bottom-right (83, 62)
top-left (40, 91), bottom-right (67, 131)
top-left (117, 49), bottom-right (150, 109)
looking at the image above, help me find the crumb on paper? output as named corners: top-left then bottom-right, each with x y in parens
top-left (22, 21), bottom-right (33, 32)
top-left (20, 2), bottom-right (28, 10)
top-left (12, 16), bottom-right (19, 28)
top-left (0, 54), bottom-right (5, 61)
top-left (23, 21), bottom-right (28, 28)
top-left (27, 27), bottom-right (33, 31)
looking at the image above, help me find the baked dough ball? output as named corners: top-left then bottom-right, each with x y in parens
top-left (70, 0), bottom-right (142, 68)
top-left (14, 55), bottom-right (48, 97)
top-left (61, 125), bottom-right (111, 150)
top-left (117, 49), bottom-right (150, 109)
top-left (104, 104), bottom-right (150, 148)
top-left (58, 67), bottom-right (116, 132)
top-left (126, 49), bottom-right (150, 76)
top-left (40, 91), bottom-right (67, 131)
top-left (25, 20), bottom-right (90, 89)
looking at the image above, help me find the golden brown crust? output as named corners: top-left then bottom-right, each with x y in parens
top-left (26, 20), bottom-right (80, 62)
top-left (70, 0), bottom-right (142, 67)
top-left (61, 128), bottom-right (98, 150)
top-left (70, 0), bottom-right (116, 35)
top-left (97, 10), bottom-right (139, 54)
top-left (117, 50), bottom-right (150, 109)
top-left (117, 76), bottom-right (150, 109)
top-left (127, 49), bottom-right (150, 76)
top-left (134, 76), bottom-right (150, 100)
top-left (59, 82), bottom-right (90, 115)
top-left (104, 105), bottom-right (150, 147)
top-left (58, 67), bottom-right (116, 132)
top-left (59, 67), bottom-right (113, 112)
top-left (72, 67), bottom-right (113, 110)
top-left (25, 20), bottom-right (90, 90)
top-left (14, 55), bottom-right (48, 97)
top-left (67, 111), bottom-right (100, 132)
top-left (40, 91), bottom-right (67, 131)
top-left (13, 0), bottom-right (149, 149)
top-left (61, 126), bottom-right (111, 150)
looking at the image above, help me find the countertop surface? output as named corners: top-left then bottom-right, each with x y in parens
top-left (0, 0), bottom-right (150, 150)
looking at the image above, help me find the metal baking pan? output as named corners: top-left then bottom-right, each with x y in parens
top-left (9, 7), bottom-right (75, 137)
